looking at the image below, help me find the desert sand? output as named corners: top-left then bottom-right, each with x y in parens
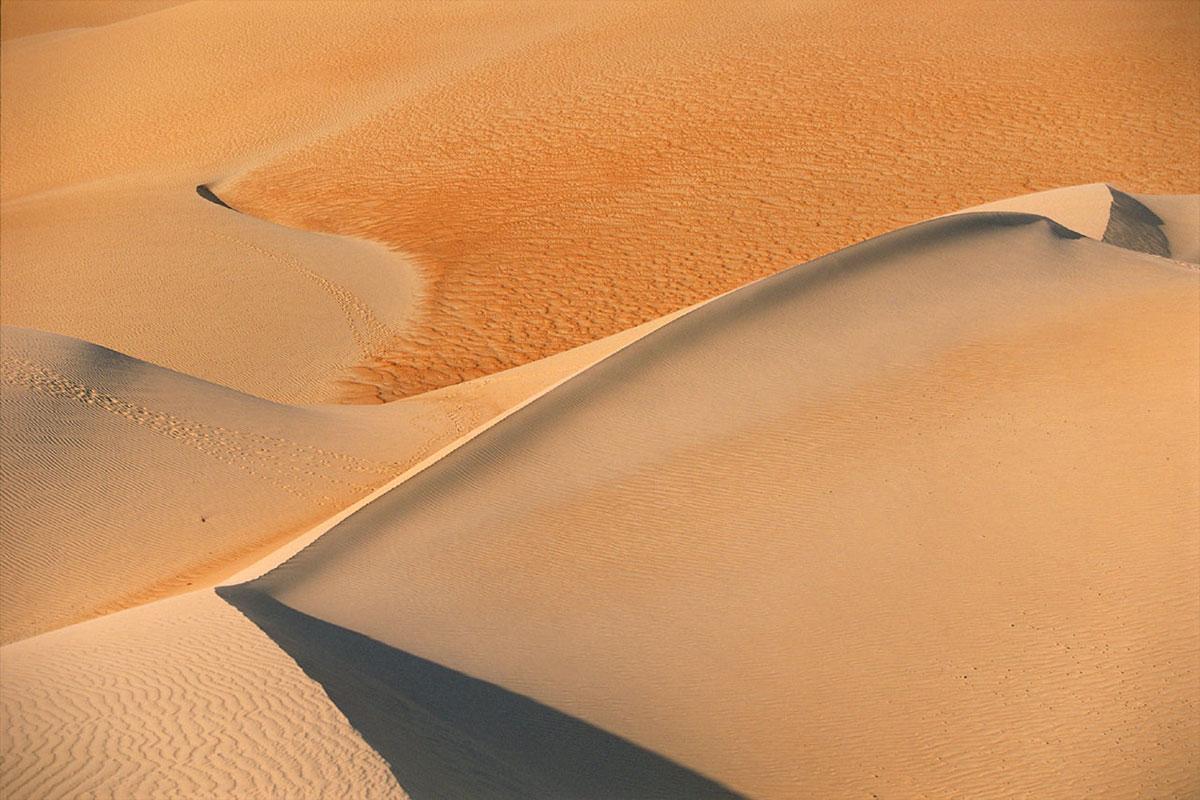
top-left (1, 1), bottom-right (1198, 799)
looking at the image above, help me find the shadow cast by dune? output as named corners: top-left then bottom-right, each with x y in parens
top-left (217, 586), bottom-right (744, 800)
top-left (196, 183), bottom-right (236, 211)
top-left (1103, 187), bottom-right (1171, 258)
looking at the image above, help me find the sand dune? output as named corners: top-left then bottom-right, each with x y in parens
top-left (0, 308), bottom-right (680, 643)
top-left (3, 1), bottom-right (1196, 402)
top-left (1, 1), bottom-right (1197, 797)
top-left (231, 213), bottom-right (1200, 798)
top-left (0, 178), bottom-right (418, 403)
top-left (0, 591), bottom-right (407, 800)
top-left (2, 200), bottom-right (1196, 798)
top-left (956, 183), bottom-right (1200, 263)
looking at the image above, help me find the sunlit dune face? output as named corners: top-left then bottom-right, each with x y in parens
top-left (219, 1), bottom-right (1200, 400)
top-left (0, 2), bottom-right (1197, 798)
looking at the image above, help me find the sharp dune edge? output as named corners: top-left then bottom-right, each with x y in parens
top-left (1, 1), bottom-right (1199, 799)
top-left (0, 310), bottom-right (687, 644)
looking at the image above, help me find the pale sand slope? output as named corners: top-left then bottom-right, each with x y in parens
top-left (3, 2), bottom-right (1196, 401)
top-left (0, 177), bottom-right (418, 404)
top-left (0, 1), bottom-right (190, 42)
top-left (0, 591), bottom-right (408, 800)
top-left (0, 309), bottom-right (682, 644)
top-left (2, 208), bottom-right (1196, 799)
top-left (227, 213), bottom-right (1200, 798)
top-left (0, 313), bottom-right (701, 800)
top-left (954, 183), bottom-right (1118, 239)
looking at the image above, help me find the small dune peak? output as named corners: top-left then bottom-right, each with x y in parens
top-left (1103, 186), bottom-right (1170, 258)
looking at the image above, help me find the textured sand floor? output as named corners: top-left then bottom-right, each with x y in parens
top-left (0, 591), bottom-right (408, 800)
top-left (3, 1), bottom-right (1197, 401)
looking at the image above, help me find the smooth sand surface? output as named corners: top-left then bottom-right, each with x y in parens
top-left (0, 1), bottom-right (190, 42)
top-left (953, 183), bottom-right (1119, 240)
top-left (0, 309), bottom-right (682, 643)
top-left (0, 177), bottom-right (419, 404)
top-left (236, 214), bottom-right (1200, 798)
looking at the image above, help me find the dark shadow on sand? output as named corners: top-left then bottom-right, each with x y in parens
top-left (217, 586), bottom-right (745, 800)
top-left (1103, 187), bottom-right (1170, 258)
top-left (196, 184), bottom-right (237, 211)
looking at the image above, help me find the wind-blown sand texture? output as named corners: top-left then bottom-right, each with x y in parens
top-left (1, 1), bottom-right (1199, 798)
top-left (1, 313), bottom-right (680, 643)
top-left (2, 1), bottom-right (1197, 401)
top-left (4, 198), bottom-right (1199, 798)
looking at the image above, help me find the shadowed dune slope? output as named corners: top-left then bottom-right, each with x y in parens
top-left (955, 184), bottom-right (1200, 264)
top-left (219, 587), bottom-right (743, 800)
top-left (0, 591), bottom-right (407, 800)
top-left (235, 212), bottom-right (1200, 798)
top-left (1136, 192), bottom-right (1200, 264)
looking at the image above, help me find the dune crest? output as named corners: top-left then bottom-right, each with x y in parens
top-left (4, 2), bottom-right (1196, 401)
top-left (0, 304), bottom-right (684, 643)
top-left (232, 212), bottom-right (1200, 798)
top-left (2, 196), bottom-right (1196, 799)
top-left (2, 0), bottom-right (1197, 796)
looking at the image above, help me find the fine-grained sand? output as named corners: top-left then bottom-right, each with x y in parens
top-left (5, 204), bottom-right (1193, 799)
top-left (1, 1), bottom-right (1198, 798)
top-left (235, 213), bottom-right (1200, 798)
top-left (0, 310), bottom-right (681, 643)
top-left (3, 1), bottom-right (1196, 401)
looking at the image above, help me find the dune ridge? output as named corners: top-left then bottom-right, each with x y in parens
top-left (3, 2), bottom-right (1196, 403)
top-left (1, 0), bottom-right (1197, 796)
top-left (0, 302), bottom-right (685, 644)
top-left (231, 211), bottom-right (1200, 798)
top-left (1, 196), bottom-right (1196, 798)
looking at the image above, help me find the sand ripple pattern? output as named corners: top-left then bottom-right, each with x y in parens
top-left (0, 332), bottom-right (422, 643)
top-left (0, 592), bottom-right (408, 800)
top-left (219, 2), bottom-right (1199, 401)
top-left (1, 356), bottom-right (400, 500)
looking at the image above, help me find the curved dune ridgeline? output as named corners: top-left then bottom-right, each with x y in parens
top-left (3, 2), bottom-right (1197, 402)
top-left (228, 211), bottom-right (1200, 798)
top-left (1, 1), bottom-right (1197, 797)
